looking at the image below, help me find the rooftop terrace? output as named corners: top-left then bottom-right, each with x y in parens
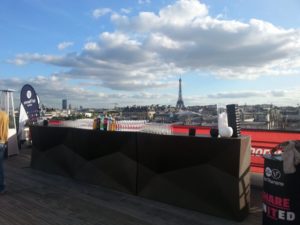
top-left (1, 147), bottom-right (262, 225)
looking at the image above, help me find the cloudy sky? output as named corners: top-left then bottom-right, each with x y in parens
top-left (1, 0), bottom-right (300, 108)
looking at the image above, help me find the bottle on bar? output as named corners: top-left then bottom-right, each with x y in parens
top-left (107, 115), bottom-right (111, 131)
top-left (111, 118), bottom-right (116, 131)
top-left (103, 115), bottom-right (108, 131)
top-left (108, 115), bottom-right (113, 131)
top-left (96, 117), bottom-right (100, 130)
top-left (100, 115), bottom-right (104, 130)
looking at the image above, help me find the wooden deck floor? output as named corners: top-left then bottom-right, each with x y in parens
top-left (1, 147), bottom-right (262, 225)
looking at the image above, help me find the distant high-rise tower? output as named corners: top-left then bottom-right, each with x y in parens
top-left (62, 99), bottom-right (67, 110)
top-left (176, 77), bottom-right (185, 109)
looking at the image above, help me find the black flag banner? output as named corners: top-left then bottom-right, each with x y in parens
top-left (20, 84), bottom-right (40, 123)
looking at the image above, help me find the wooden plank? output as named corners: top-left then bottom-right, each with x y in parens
top-left (0, 147), bottom-right (262, 225)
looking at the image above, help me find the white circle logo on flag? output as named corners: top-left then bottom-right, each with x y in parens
top-left (26, 90), bottom-right (32, 99)
top-left (265, 167), bottom-right (272, 177)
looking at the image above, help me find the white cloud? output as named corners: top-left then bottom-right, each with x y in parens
top-left (7, 0), bottom-right (300, 106)
top-left (208, 91), bottom-right (269, 99)
top-left (111, 0), bottom-right (300, 80)
top-left (0, 76), bottom-right (178, 108)
top-left (9, 53), bottom-right (76, 67)
top-left (121, 8), bottom-right (131, 14)
top-left (1, 74), bottom-right (300, 107)
top-left (57, 41), bottom-right (74, 50)
top-left (7, 58), bottom-right (27, 66)
top-left (100, 32), bottom-right (141, 47)
top-left (138, 0), bottom-right (151, 4)
top-left (92, 8), bottom-right (112, 19)
top-left (159, 0), bottom-right (208, 25)
top-left (148, 33), bottom-right (182, 49)
top-left (83, 42), bottom-right (100, 51)
top-left (11, 0), bottom-right (300, 82)
top-left (202, 89), bottom-right (300, 106)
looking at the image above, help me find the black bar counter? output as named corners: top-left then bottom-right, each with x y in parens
top-left (30, 126), bottom-right (137, 194)
top-left (137, 133), bottom-right (251, 221)
top-left (30, 125), bottom-right (251, 221)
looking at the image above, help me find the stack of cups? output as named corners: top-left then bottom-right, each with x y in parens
top-left (226, 104), bottom-right (241, 137)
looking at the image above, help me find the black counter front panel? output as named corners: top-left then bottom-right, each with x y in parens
top-left (30, 126), bottom-right (137, 194)
top-left (137, 133), bottom-right (250, 221)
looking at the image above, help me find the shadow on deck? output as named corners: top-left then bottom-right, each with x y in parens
top-left (0, 147), bottom-right (262, 225)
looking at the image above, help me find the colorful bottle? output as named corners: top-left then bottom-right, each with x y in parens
top-left (103, 116), bottom-right (108, 131)
top-left (100, 115), bottom-right (104, 130)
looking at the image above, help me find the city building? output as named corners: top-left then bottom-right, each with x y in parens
top-left (121, 106), bottom-right (151, 120)
top-left (62, 99), bottom-right (67, 110)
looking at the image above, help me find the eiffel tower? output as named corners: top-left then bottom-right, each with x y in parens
top-left (176, 77), bottom-right (185, 109)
